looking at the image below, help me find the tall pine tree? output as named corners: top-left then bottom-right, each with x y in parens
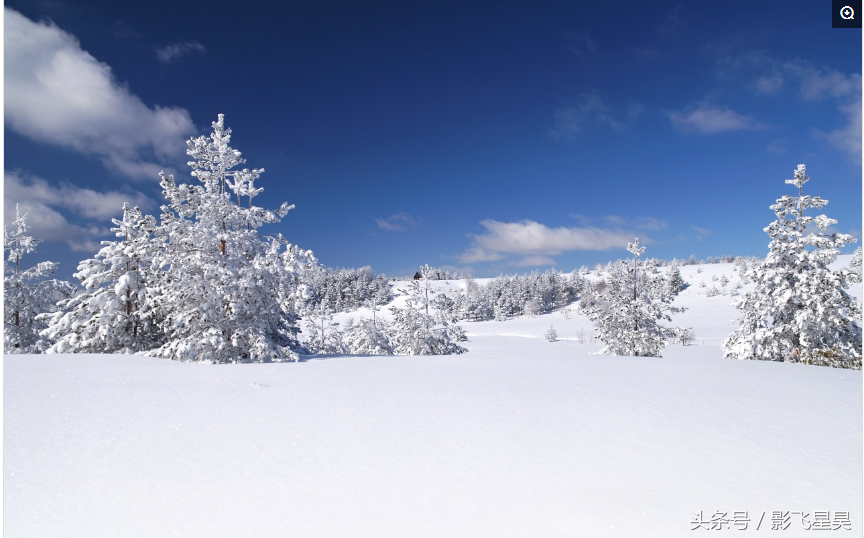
top-left (722, 165), bottom-right (861, 368)
top-left (42, 204), bottom-right (163, 353)
top-left (149, 114), bottom-right (308, 362)
top-left (4, 205), bottom-right (75, 353)
top-left (578, 238), bottom-right (684, 357)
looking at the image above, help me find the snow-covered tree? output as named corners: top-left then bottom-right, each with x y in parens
top-left (300, 265), bottom-right (392, 313)
top-left (578, 238), bottom-right (684, 357)
top-left (667, 263), bottom-right (685, 295)
top-left (42, 204), bottom-right (163, 353)
top-left (388, 304), bottom-right (467, 355)
top-left (844, 246), bottom-right (862, 284)
top-left (674, 326), bottom-right (695, 346)
top-left (148, 114), bottom-right (306, 363)
top-left (722, 165), bottom-right (861, 369)
top-left (341, 317), bottom-right (393, 355)
top-left (544, 326), bottom-right (558, 342)
top-left (4, 206), bottom-right (75, 353)
top-left (304, 301), bottom-right (344, 354)
top-left (388, 274), bottom-right (467, 355)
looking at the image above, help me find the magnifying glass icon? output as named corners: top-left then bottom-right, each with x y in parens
top-left (840, 6), bottom-right (854, 19)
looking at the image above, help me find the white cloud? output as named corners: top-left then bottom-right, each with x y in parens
top-left (459, 219), bottom-right (636, 264)
top-left (458, 246), bottom-right (504, 264)
top-left (667, 104), bottom-right (763, 134)
top-left (513, 256), bottom-right (557, 267)
top-left (374, 212), bottom-right (422, 231)
top-left (155, 41), bottom-right (206, 63)
top-left (4, 8), bottom-right (196, 180)
top-left (4, 170), bottom-right (153, 251)
top-left (550, 95), bottom-right (623, 139)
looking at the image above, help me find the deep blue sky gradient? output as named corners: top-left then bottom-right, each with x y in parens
top-left (4, 0), bottom-right (862, 279)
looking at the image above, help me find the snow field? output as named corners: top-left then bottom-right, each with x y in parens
top-left (5, 256), bottom-right (861, 537)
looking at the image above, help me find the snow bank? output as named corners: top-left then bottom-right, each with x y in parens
top-left (5, 332), bottom-right (861, 536)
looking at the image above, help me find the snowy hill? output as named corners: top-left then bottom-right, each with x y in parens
top-left (4, 255), bottom-right (862, 537)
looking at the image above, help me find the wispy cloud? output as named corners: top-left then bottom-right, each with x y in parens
top-left (2, 170), bottom-right (153, 251)
top-left (721, 53), bottom-right (862, 163)
top-left (110, 20), bottom-right (142, 39)
top-left (459, 219), bottom-right (636, 264)
top-left (155, 41), bottom-right (205, 63)
top-left (564, 32), bottom-right (600, 60)
top-left (821, 99), bottom-right (862, 162)
top-left (689, 224), bottom-right (712, 238)
top-left (666, 104), bottom-right (764, 134)
top-left (513, 256), bottom-right (557, 267)
top-left (458, 246), bottom-right (504, 263)
top-left (658, 4), bottom-right (688, 36)
top-left (766, 139), bottom-right (787, 155)
top-left (755, 75), bottom-right (784, 94)
top-left (374, 212), bottom-right (422, 232)
top-left (4, 8), bottom-right (196, 180)
top-left (573, 214), bottom-right (666, 231)
top-left (550, 94), bottom-right (623, 139)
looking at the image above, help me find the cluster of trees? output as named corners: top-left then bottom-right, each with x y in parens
top-left (300, 265), bottom-right (392, 312)
top-left (448, 269), bottom-right (584, 321)
top-left (303, 271), bottom-right (467, 356)
top-left (417, 266), bottom-right (465, 280)
top-left (4, 115), bottom-right (464, 361)
top-left (4, 130), bottom-right (860, 369)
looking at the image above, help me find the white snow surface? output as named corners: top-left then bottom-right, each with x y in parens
top-left (4, 258), bottom-right (862, 537)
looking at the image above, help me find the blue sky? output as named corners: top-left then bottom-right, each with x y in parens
top-left (3, 1), bottom-right (861, 279)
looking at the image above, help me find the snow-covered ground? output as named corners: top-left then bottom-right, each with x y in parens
top-left (4, 257), bottom-right (862, 537)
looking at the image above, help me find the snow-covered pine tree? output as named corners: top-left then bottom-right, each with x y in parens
top-left (148, 114), bottom-right (305, 363)
top-left (4, 206), bottom-right (76, 353)
top-left (844, 246), bottom-right (862, 284)
top-left (723, 165), bottom-right (861, 368)
top-left (667, 263), bottom-right (685, 295)
top-left (388, 304), bottom-right (467, 355)
top-left (544, 326), bottom-right (558, 342)
top-left (578, 238), bottom-right (684, 357)
top-left (42, 204), bottom-right (163, 353)
top-left (304, 300), bottom-right (344, 354)
top-left (388, 272), bottom-right (467, 355)
top-left (341, 317), bottom-right (393, 355)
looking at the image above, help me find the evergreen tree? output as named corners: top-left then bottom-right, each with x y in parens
top-left (667, 263), bottom-right (685, 295)
top-left (42, 204), bottom-right (163, 353)
top-left (578, 238), bottom-right (684, 357)
top-left (149, 114), bottom-right (306, 363)
top-left (723, 165), bottom-right (861, 368)
top-left (4, 206), bottom-right (75, 353)
top-left (388, 274), bottom-right (467, 355)
top-left (844, 246), bottom-right (862, 285)
top-left (304, 300), bottom-right (344, 354)
top-left (341, 317), bottom-right (393, 355)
